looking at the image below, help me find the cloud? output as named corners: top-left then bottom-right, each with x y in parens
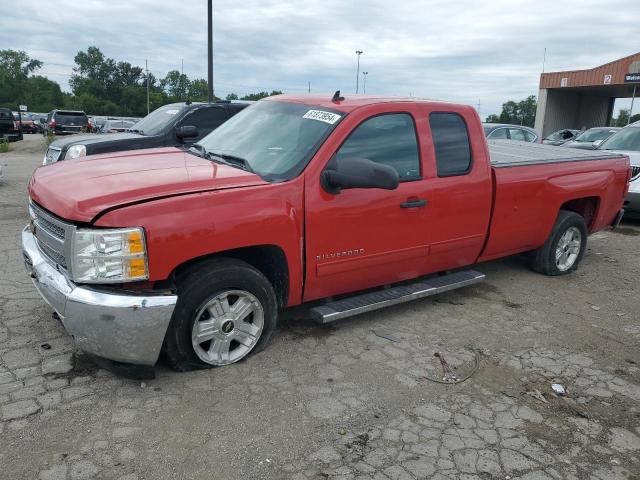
top-left (1, 0), bottom-right (637, 115)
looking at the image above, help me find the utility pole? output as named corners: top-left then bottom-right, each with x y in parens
top-left (207, 0), bottom-right (214, 103)
top-left (542, 47), bottom-right (547, 73)
top-left (362, 71), bottom-right (368, 94)
top-left (145, 59), bottom-right (150, 115)
top-left (355, 50), bottom-right (363, 94)
top-left (629, 85), bottom-right (637, 126)
top-left (308, 80), bottom-right (311, 94)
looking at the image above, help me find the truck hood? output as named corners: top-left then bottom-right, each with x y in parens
top-left (50, 132), bottom-right (140, 148)
top-left (49, 132), bottom-right (165, 155)
top-left (29, 147), bottom-right (267, 223)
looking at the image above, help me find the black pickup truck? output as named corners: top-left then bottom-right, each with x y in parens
top-left (43, 101), bottom-right (249, 164)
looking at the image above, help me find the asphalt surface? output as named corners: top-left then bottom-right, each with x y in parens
top-left (1, 135), bottom-right (639, 480)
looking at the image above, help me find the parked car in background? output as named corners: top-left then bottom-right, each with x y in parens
top-left (598, 121), bottom-right (640, 216)
top-left (100, 118), bottom-right (137, 133)
top-left (483, 123), bottom-right (539, 142)
top-left (29, 113), bottom-right (47, 133)
top-left (563, 127), bottom-right (620, 150)
top-left (43, 110), bottom-right (90, 136)
top-left (13, 113), bottom-right (38, 134)
top-left (542, 129), bottom-right (580, 145)
top-left (24, 95), bottom-right (628, 371)
top-left (43, 101), bottom-right (249, 164)
top-left (0, 108), bottom-right (22, 141)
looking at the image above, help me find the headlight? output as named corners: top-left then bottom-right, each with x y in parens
top-left (65, 145), bottom-right (86, 160)
top-left (71, 227), bottom-right (149, 283)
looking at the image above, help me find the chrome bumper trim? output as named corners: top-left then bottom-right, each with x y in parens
top-left (22, 227), bottom-right (177, 366)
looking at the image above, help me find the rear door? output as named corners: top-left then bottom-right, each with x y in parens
top-left (417, 108), bottom-right (493, 273)
top-left (303, 104), bottom-right (432, 301)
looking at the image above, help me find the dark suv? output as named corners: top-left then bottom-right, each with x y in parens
top-left (43, 110), bottom-right (90, 136)
top-left (0, 108), bottom-right (22, 141)
top-left (43, 101), bottom-right (249, 164)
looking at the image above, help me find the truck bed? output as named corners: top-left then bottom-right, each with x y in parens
top-left (489, 139), bottom-right (623, 167)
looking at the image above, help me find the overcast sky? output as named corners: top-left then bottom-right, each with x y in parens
top-left (2, 0), bottom-right (637, 116)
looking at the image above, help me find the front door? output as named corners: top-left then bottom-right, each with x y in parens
top-left (303, 106), bottom-right (431, 302)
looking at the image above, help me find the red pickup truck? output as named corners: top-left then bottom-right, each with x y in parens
top-left (23, 94), bottom-right (630, 373)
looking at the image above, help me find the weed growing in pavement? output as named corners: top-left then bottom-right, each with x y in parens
top-left (0, 138), bottom-right (10, 153)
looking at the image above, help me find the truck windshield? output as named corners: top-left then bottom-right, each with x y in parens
top-left (196, 100), bottom-right (343, 181)
top-left (574, 129), bottom-right (617, 142)
top-left (130, 104), bottom-right (184, 136)
top-left (600, 127), bottom-right (640, 151)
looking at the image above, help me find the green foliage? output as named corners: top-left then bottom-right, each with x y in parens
top-left (240, 90), bottom-right (283, 101)
top-left (0, 138), bottom-right (10, 153)
top-left (486, 95), bottom-right (537, 127)
top-left (612, 109), bottom-right (640, 127)
top-left (1, 47), bottom-right (284, 117)
top-left (45, 131), bottom-right (56, 145)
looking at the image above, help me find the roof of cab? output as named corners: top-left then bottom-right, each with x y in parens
top-left (265, 93), bottom-right (452, 113)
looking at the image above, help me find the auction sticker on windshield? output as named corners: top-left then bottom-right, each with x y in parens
top-left (303, 110), bottom-right (342, 124)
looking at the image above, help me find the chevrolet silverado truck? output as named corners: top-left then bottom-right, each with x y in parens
top-left (43, 101), bottom-right (249, 165)
top-left (23, 94), bottom-right (631, 373)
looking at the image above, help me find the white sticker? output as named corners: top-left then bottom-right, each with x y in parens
top-left (165, 109), bottom-right (179, 115)
top-left (303, 109), bottom-right (342, 125)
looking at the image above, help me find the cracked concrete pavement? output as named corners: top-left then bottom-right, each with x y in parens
top-left (0, 135), bottom-right (639, 479)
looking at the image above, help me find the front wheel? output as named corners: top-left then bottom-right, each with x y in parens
top-left (163, 258), bottom-right (278, 371)
top-left (529, 210), bottom-right (588, 276)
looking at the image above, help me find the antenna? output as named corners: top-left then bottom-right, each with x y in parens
top-left (332, 90), bottom-right (345, 102)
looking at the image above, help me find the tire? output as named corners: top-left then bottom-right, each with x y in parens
top-left (163, 258), bottom-right (278, 371)
top-left (529, 210), bottom-right (588, 276)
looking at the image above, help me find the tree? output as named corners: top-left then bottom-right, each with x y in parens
top-left (0, 49), bottom-right (44, 107)
top-left (486, 95), bottom-right (537, 127)
top-left (188, 79), bottom-right (208, 101)
top-left (241, 90), bottom-right (283, 101)
top-left (225, 93), bottom-right (239, 101)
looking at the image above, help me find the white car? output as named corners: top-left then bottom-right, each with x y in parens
top-left (599, 121), bottom-right (640, 215)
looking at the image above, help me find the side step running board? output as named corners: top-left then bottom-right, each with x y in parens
top-left (310, 270), bottom-right (485, 324)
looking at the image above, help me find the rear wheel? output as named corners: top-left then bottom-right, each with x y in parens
top-left (163, 258), bottom-right (278, 371)
top-left (529, 210), bottom-right (587, 276)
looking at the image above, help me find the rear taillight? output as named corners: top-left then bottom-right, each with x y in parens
top-left (49, 120), bottom-right (56, 128)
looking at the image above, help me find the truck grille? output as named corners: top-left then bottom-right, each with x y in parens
top-left (29, 202), bottom-right (74, 270)
top-left (631, 166), bottom-right (640, 181)
top-left (44, 147), bottom-right (62, 164)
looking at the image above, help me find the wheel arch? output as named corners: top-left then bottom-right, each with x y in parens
top-left (170, 245), bottom-right (290, 308)
top-left (559, 196), bottom-right (600, 231)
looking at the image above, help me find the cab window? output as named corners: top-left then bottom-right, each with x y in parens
top-left (430, 112), bottom-right (472, 176)
top-left (335, 113), bottom-right (421, 181)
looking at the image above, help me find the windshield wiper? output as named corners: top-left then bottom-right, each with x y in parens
top-left (129, 128), bottom-right (144, 135)
top-left (207, 151), bottom-right (255, 173)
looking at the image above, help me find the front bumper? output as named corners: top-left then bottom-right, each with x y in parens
top-left (22, 227), bottom-right (177, 366)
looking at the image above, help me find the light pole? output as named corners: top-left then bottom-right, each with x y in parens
top-left (355, 50), bottom-right (363, 94)
top-left (362, 71), bottom-right (368, 94)
top-left (207, 0), bottom-right (214, 102)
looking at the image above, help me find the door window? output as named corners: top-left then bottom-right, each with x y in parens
top-left (488, 127), bottom-right (508, 139)
top-left (509, 128), bottom-right (527, 141)
top-left (522, 130), bottom-right (537, 142)
top-left (430, 113), bottom-right (472, 176)
top-left (182, 107), bottom-right (228, 140)
top-left (335, 113), bottom-right (420, 181)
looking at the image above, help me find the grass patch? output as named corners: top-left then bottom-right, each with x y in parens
top-left (45, 131), bottom-right (56, 145)
top-left (0, 138), bottom-right (10, 153)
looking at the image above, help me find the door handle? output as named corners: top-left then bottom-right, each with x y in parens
top-left (400, 198), bottom-right (428, 209)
